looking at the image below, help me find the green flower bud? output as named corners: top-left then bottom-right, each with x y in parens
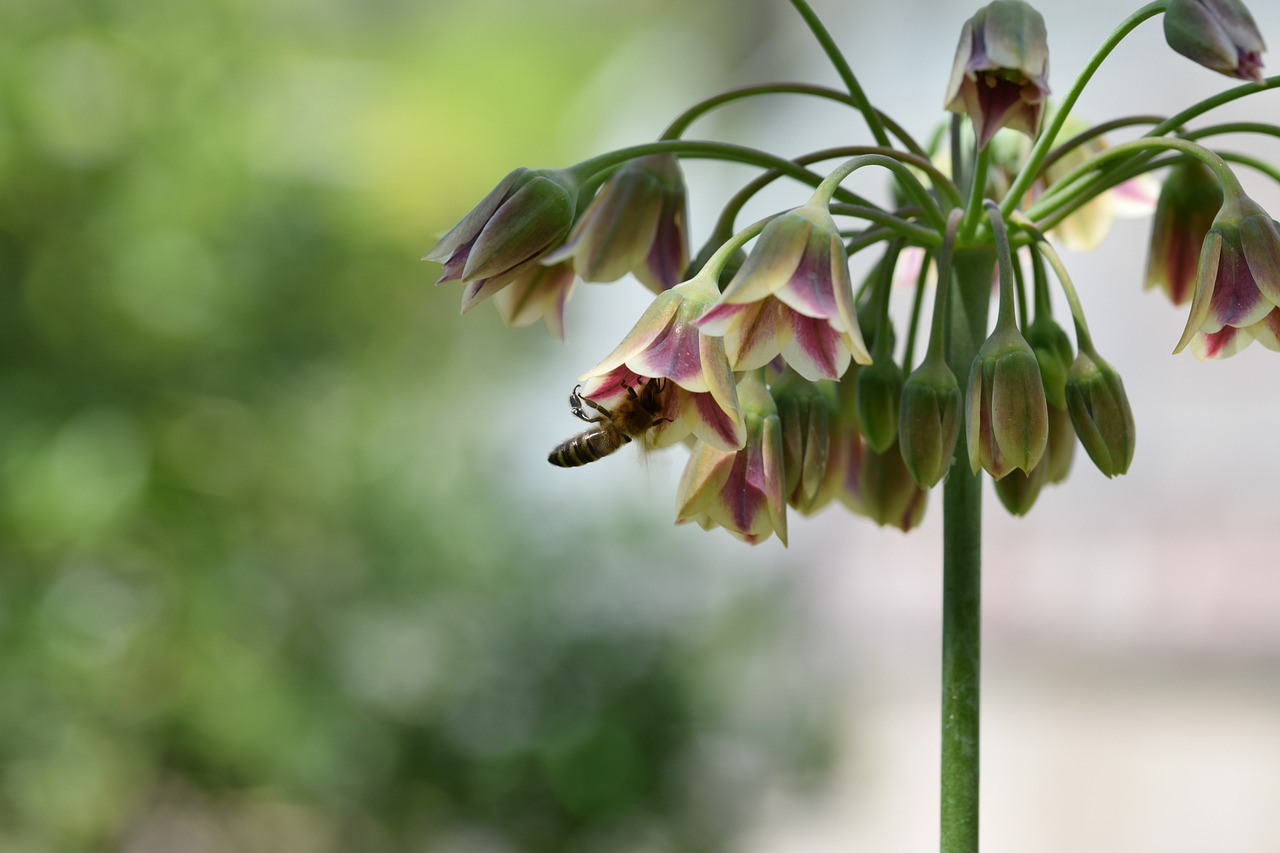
top-left (1044, 403), bottom-right (1076, 485)
top-left (427, 167), bottom-right (580, 312)
top-left (855, 357), bottom-right (904, 454)
top-left (1023, 314), bottom-right (1074, 409)
top-left (966, 325), bottom-right (1049, 479)
top-left (1065, 350), bottom-right (1136, 478)
top-left (860, 442), bottom-right (928, 532)
top-left (993, 457), bottom-right (1047, 516)
top-left (1164, 0), bottom-right (1265, 83)
top-left (771, 369), bottom-right (832, 514)
top-left (898, 359), bottom-right (962, 488)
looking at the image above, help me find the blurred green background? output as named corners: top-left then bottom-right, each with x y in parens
top-left (0, 1), bottom-right (843, 850)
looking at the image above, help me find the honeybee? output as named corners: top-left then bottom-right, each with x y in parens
top-left (548, 378), bottom-right (670, 467)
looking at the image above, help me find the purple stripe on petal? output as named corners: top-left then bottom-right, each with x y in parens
top-left (1208, 239), bottom-right (1272, 329)
top-left (775, 236), bottom-right (839, 319)
top-left (718, 450), bottom-right (760, 535)
top-left (727, 300), bottom-right (788, 371)
top-left (1190, 325), bottom-right (1251, 360)
top-left (782, 311), bottom-right (848, 380)
top-left (692, 391), bottom-right (746, 451)
top-left (628, 316), bottom-right (704, 387)
top-left (696, 301), bottom-right (748, 336)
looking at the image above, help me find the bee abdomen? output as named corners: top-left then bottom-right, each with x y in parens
top-left (548, 428), bottom-right (630, 467)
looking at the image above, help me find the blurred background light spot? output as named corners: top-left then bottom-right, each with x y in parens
top-left (7, 408), bottom-right (149, 546)
top-left (25, 37), bottom-right (144, 168)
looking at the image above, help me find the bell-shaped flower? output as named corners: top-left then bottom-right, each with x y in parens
top-left (543, 154), bottom-right (689, 294)
top-left (676, 373), bottom-right (787, 546)
top-left (492, 260), bottom-right (577, 341)
top-left (1164, 0), bottom-right (1266, 83)
top-left (898, 358), bottom-right (963, 489)
top-left (696, 202), bottom-right (871, 381)
top-left (1175, 194), bottom-right (1280, 354)
top-left (771, 369), bottom-right (832, 514)
top-left (1065, 349), bottom-right (1135, 477)
top-left (426, 167), bottom-right (580, 312)
top-left (966, 324), bottom-right (1049, 479)
top-left (579, 274), bottom-right (745, 452)
top-left (943, 0), bottom-right (1050, 149)
top-left (1145, 160), bottom-right (1224, 306)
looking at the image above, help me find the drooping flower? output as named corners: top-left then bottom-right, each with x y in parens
top-left (810, 375), bottom-right (868, 516)
top-left (1145, 160), bottom-right (1224, 306)
top-left (696, 201), bottom-right (871, 381)
top-left (579, 274), bottom-right (745, 451)
top-left (855, 356), bottom-right (904, 454)
top-left (1175, 194), bottom-right (1280, 356)
top-left (492, 260), bottom-right (577, 340)
top-left (944, 0), bottom-right (1050, 149)
top-left (1164, 0), bottom-right (1266, 83)
top-left (676, 373), bottom-right (787, 546)
top-left (544, 154), bottom-right (689, 293)
top-left (1065, 349), bottom-right (1135, 478)
top-left (898, 358), bottom-right (963, 489)
top-left (771, 369), bottom-right (832, 514)
top-left (425, 167), bottom-right (580, 313)
top-left (966, 324), bottom-right (1049, 479)
top-left (861, 442), bottom-right (929, 532)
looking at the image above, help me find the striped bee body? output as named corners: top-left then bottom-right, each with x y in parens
top-left (547, 379), bottom-right (668, 468)
top-left (548, 426), bottom-right (632, 467)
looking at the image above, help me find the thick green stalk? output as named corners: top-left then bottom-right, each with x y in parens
top-left (940, 248), bottom-right (994, 853)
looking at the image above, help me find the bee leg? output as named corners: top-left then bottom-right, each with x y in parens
top-left (571, 385), bottom-right (610, 423)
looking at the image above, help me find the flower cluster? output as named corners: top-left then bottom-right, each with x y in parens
top-left (428, 0), bottom-right (1277, 544)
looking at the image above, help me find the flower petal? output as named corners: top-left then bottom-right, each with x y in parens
top-left (580, 291), bottom-right (681, 380)
top-left (781, 310), bottom-right (850, 381)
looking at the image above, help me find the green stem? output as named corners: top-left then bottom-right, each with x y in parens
top-left (1147, 76), bottom-right (1280, 138)
top-left (708, 145), bottom-right (960, 241)
top-left (940, 247), bottom-right (994, 853)
top-left (829, 204), bottom-right (940, 246)
top-left (815, 154), bottom-right (948, 230)
top-left (1026, 137), bottom-right (1243, 221)
top-left (1035, 114), bottom-right (1165, 174)
top-left (786, 0), bottom-right (891, 147)
top-left (903, 250), bottom-right (933, 370)
top-left (960, 147), bottom-right (991, 242)
top-left (659, 83), bottom-right (924, 154)
top-left (1015, 218), bottom-right (1095, 353)
top-left (572, 139), bottom-right (840, 189)
top-left (1000, 1), bottom-right (1166, 217)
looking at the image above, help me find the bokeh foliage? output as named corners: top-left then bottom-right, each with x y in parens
top-left (0, 1), bottom-right (837, 850)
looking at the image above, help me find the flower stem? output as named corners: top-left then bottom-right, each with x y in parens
top-left (940, 247), bottom-right (995, 853)
top-left (999, 1), bottom-right (1166, 217)
top-left (785, 0), bottom-right (891, 147)
top-left (658, 84), bottom-right (924, 154)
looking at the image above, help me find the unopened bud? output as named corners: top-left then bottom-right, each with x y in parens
top-left (1065, 350), bottom-right (1136, 477)
top-left (898, 359), bottom-right (962, 488)
top-left (855, 357), bottom-right (904, 453)
top-left (966, 326), bottom-right (1049, 479)
top-left (1023, 314), bottom-right (1074, 409)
